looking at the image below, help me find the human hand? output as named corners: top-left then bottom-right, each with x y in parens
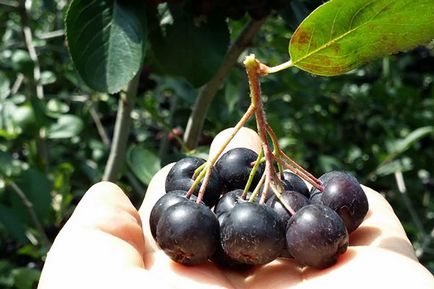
top-left (38, 128), bottom-right (434, 289)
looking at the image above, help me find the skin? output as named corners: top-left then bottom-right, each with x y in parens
top-left (38, 127), bottom-right (434, 289)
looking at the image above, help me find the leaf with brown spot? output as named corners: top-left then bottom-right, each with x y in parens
top-left (289, 0), bottom-right (434, 76)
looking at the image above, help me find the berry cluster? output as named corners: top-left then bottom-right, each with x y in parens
top-left (150, 147), bottom-right (369, 269)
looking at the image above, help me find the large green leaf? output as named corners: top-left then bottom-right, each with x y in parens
top-left (65, 0), bottom-right (147, 93)
top-left (127, 145), bottom-right (160, 185)
top-left (289, 0), bottom-right (434, 76)
top-left (150, 7), bottom-right (229, 87)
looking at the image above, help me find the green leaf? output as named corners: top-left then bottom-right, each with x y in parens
top-left (11, 169), bottom-right (53, 224)
top-left (127, 145), bottom-right (160, 185)
top-left (11, 267), bottom-right (40, 289)
top-left (151, 8), bottom-right (229, 87)
top-left (47, 114), bottom-right (83, 139)
top-left (65, 0), bottom-right (147, 93)
top-left (0, 204), bottom-right (27, 243)
top-left (392, 126), bottom-right (434, 155)
top-left (289, 0), bottom-right (434, 76)
top-left (0, 151), bottom-right (16, 177)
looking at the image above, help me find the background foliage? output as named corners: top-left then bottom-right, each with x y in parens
top-left (0, 0), bottom-right (433, 287)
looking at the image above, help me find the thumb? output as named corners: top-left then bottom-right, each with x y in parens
top-left (38, 182), bottom-right (146, 289)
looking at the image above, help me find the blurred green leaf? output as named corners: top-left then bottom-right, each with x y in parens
top-left (40, 71), bottom-right (56, 85)
top-left (11, 169), bottom-right (53, 223)
top-left (151, 8), bottom-right (229, 87)
top-left (392, 126), bottom-right (434, 155)
top-left (375, 157), bottom-right (413, 176)
top-left (290, 0), bottom-right (434, 75)
top-left (0, 71), bottom-right (10, 99)
top-left (47, 114), bottom-right (83, 139)
top-left (0, 204), bottom-right (27, 243)
top-left (11, 267), bottom-right (40, 289)
top-left (65, 0), bottom-right (147, 93)
top-left (0, 152), bottom-right (15, 177)
top-left (127, 145), bottom-right (160, 185)
top-left (11, 50), bottom-right (34, 76)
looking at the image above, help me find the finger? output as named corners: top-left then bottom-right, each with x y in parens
top-left (38, 182), bottom-right (146, 289)
top-left (349, 186), bottom-right (417, 259)
top-left (139, 127), bottom-right (262, 253)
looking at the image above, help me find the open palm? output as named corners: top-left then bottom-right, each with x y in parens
top-left (38, 129), bottom-right (434, 289)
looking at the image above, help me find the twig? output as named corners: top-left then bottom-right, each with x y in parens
top-left (6, 179), bottom-right (51, 247)
top-left (102, 71), bottom-right (141, 182)
top-left (11, 73), bottom-right (24, 95)
top-left (88, 99), bottom-right (145, 194)
top-left (183, 18), bottom-right (266, 149)
top-left (89, 103), bottom-right (111, 146)
top-left (19, 0), bottom-right (43, 99)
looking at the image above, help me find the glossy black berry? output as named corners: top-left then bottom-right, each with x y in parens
top-left (266, 190), bottom-right (310, 226)
top-left (214, 189), bottom-right (255, 217)
top-left (286, 204), bottom-right (349, 269)
top-left (310, 170), bottom-right (359, 195)
top-left (281, 171), bottom-right (310, 198)
top-left (220, 202), bottom-right (285, 265)
top-left (321, 172), bottom-right (369, 233)
top-left (215, 148), bottom-right (265, 192)
top-left (156, 200), bottom-right (219, 265)
top-left (149, 190), bottom-right (197, 239)
top-left (165, 157), bottom-right (223, 207)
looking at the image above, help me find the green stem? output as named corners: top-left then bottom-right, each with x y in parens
top-left (102, 71), bottom-right (141, 182)
top-left (241, 148), bottom-right (264, 199)
top-left (249, 172), bottom-right (265, 203)
top-left (261, 60), bottom-right (294, 75)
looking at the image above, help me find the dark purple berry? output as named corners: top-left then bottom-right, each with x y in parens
top-left (214, 189), bottom-right (256, 217)
top-left (215, 148), bottom-right (265, 192)
top-left (321, 172), bottom-right (369, 233)
top-left (149, 190), bottom-right (197, 239)
top-left (220, 202), bottom-right (285, 265)
top-left (286, 204), bottom-right (349, 269)
top-left (266, 190), bottom-right (310, 226)
top-left (165, 157), bottom-right (223, 207)
top-left (309, 191), bottom-right (323, 204)
top-left (310, 171), bottom-right (358, 195)
top-left (281, 171), bottom-right (310, 198)
top-left (156, 200), bottom-right (219, 265)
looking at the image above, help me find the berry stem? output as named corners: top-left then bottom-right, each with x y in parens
top-left (249, 171), bottom-right (266, 203)
top-left (278, 149), bottom-right (324, 192)
top-left (265, 123), bottom-right (324, 192)
top-left (258, 60), bottom-right (294, 75)
top-left (185, 165), bottom-right (207, 199)
top-left (242, 148), bottom-right (264, 200)
top-left (244, 54), bottom-right (277, 204)
top-left (270, 174), bottom-right (296, 216)
top-left (194, 103), bottom-right (256, 204)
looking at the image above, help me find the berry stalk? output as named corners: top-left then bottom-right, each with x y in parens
top-left (244, 54), bottom-right (277, 204)
top-left (193, 103), bottom-right (256, 203)
top-left (242, 148), bottom-right (264, 199)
